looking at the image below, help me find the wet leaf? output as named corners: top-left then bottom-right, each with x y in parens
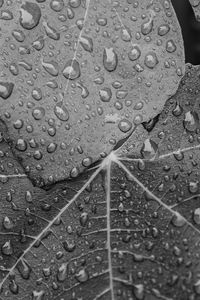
top-left (189, 0), bottom-right (200, 21)
top-left (1, 64), bottom-right (200, 299)
top-left (0, 0), bottom-right (185, 186)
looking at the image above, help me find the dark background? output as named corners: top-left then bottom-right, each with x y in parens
top-left (172, 0), bottom-right (200, 64)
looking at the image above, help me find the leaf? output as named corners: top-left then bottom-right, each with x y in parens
top-left (0, 0), bottom-right (185, 186)
top-left (189, 0), bottom-right (200, 21)
top-left (1, 64), bottom-right (200, 299)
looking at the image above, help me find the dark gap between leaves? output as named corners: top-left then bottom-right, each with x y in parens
top-left (172, 0), bottom-right (200, 65)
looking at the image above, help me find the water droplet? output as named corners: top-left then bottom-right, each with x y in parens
top-left (118, 119), bottom-right (133, 133)
top-left (15, 139), bottom-right (27, 151)
top-left (144, 52), bottom-right (158, 69)
top-left (57, 263), bottom-right (67, 282)
top-left (2, 240), bottom-right (13, 256)
top-left (63, 240), bottom-right (76, 252)
top-left (70, 167), bottom-right (79, 178)
top-left (133, 284), bottom-right (145, 300)
top-left (96, 17), bottom-right (107, 26)
top-left (43, 21), bottom-right (60, 40)
top-left (193, 208), bottom-right (200, 225)
top-left (3, 216), bottom-right (14, 230)
top-left (171, 213), bottom-right (185, 227)
top-left (12, 29), bottom-right (25, 42)
top-left (42, 60), bottom-right (59, 76)
top-left (69, 0), bottom-right (81, 8)
top-left (9, 279), bottom-right (18, 294)
top-left (76, 82), bottom-right (89, 98)
top-left (54, 102), bottom-right (69, 121)
top-left (0, 10), bottom-right (13, 20)
top-left (32, 87), bottom-right (42, 101)
top-left (172, 102), bottom-right (183, 117)
top-left (189, 181), bottom-right (199, 194)
top-left (82, 157), bottom-right (92, 167)
top-left (121, 27), bottom-right (132, 41)
top-left (9, 63), bottom-right (19, 76)
top-left (50, 0), bottom-right (64, 12)
top-left (99, 87), bottom-right (112, 102)
top-left (32, 290), bottom-right (45, 300)
top-left (80, 212), bottom-right (89, 226)
top-left (20, 2), bottom-right (41, 30)
top-left (183, 111), bottom-right (199, 132)
top-left (80, 35), bottom-right (93, 52)
top-left (17, 259), bottom-right (32, 279)
top-left (32, 107), bottom-right (45, 120)
top-left (141, 19), bottom-right (153, 35)
top-left (103, 47), bottom-right (118, 72)
top-left (128, 45), bottom-right (141, 61)
top-left (166, 40), bottom-right (177, 53)
top-left (141, 139), bottom-right (158, 159)
top-left (158, 24), bottom-right (170, 36)
top-left (75, 268), bottom-right (89, 283)
top-left (32, 36), bottom-right (45, 51)
top-left (194, 279), bottom-right (200, 295)
top-left (63, 59), bottom-right (80, 80)
top-left (0, 82), bottom-right (14, 99)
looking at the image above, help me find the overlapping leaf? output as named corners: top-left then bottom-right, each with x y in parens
top-left (189, 0), bottom-right (200, 21)
top-left (0, 64), bottom-right (200, 299)
top-left (0, 0), bottom-right (185, 186)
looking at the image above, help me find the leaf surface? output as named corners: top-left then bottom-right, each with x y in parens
top-left (1, 64), bottom-right (200, 299)
top-left (0, 0), bottom-right (185, 186)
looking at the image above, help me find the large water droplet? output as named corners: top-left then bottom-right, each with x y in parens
top-left (166, 40), bottom-right (177, 53)
top-left (42, 60), bottom-right (59, 76)
top-left (54, 102), bottom-right (69, 121)
top-left (158, 24), bottom-right (170, 36)
top-left (80, 35), bottom-right (93, 52)
top-left (141, 19), bottom-right (153, 35)
top-left (118, 119), bottom-right (133, 133)
top-left (2, 240), bottom-right (13, 256)
top-left (171, 213), bottom-right (185, 227)
top-left (128, 46), bottom-right (141, 61)
top-left (193, 208), bottom-right (200, 225)
top-left (43, 21), bottom-right (60, 40)
top-left (183, 111), bottom-right (199, 132)
top-left (50, 0), bottom-right (64, 12)
top-left (103, 47), bottom-right (118, 72)
top-left (32, 107), bottom-right (45, 120)
top-left (188, 181), bottom-right (199, 194)
top-left (20, 2), bottom-right (41, 30)
top-left (0, 82), bottom-right (14, 99)
top-left (57, 263), bottom-right (67, 282)
top-left (17, 259), bottom-right (32, 279)
top-left (63, 59), bottom-right (80, 80)
top-left (141, 139), bottom-right (158, 159)
top-left (3, 216), bottom-right (14, 230)
top-left (32, 290), bottom-right (45, 300)
top-left (99, 87), bottom-right (112, 102)
top-left (63, 240), bottom-right (76, 252)
top-left (75, 268), bottom-right (89, 283)
top-left (133, 284), bottom-right (145, 300)
top-left (144, 52), bottom-right (158, 69)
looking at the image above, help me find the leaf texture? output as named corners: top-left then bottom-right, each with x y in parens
top-left (1, 64), bottom-right (200, 299)
top-left (0, 0), bottom-right (185, 186)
